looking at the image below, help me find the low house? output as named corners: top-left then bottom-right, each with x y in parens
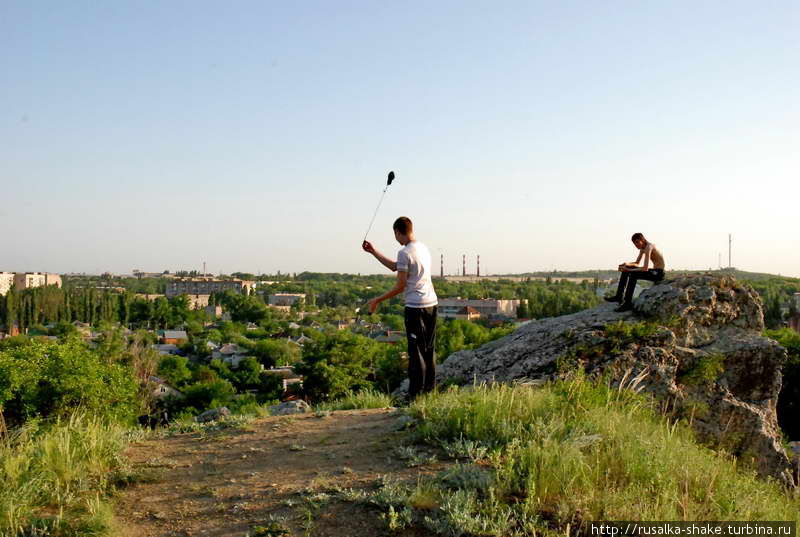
top-left (153, 343), bottom-right (181, 356)
top-left (223, 354), bottom-right (251, 368)
top-left (148, 376), bottom-right (184, 400)
top-left (212, 343), bottom-right (250, 368)
top-left (161, 330), bottom-right (188, 345)
top-left (448, 306), bottom-right (481, 321)
top-left (263, 367), bottom-right (303, 393)
top-left (213, 343), bottom-right (243, 358)
top-left (287, 334), bottom-right (313, 347)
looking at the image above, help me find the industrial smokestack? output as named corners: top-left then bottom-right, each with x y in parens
top-left (462, 255), bottom-right (466, 276)
top-left (477, 255), bottom-right (480, 277)
top-left (440, 254), bottom-right (444, 278)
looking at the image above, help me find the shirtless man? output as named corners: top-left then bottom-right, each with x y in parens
top-left (606, 233), bottom-right (665, 312)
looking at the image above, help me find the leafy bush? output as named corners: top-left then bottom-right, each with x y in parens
top-left (0, 339), bottom-right (140, 428)
top-left (677, 352), bottom-right (726, 387)
top-left (294, 331), bottom-right (380, 402)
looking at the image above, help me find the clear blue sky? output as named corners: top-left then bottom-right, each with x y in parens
top-left (2, 1), bottom-right (798, 276)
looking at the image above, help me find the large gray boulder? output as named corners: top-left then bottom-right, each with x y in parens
top-left (268, 400), bottom-right (310, 416)
top-left (399, 274), bottom-right (794, 486)
top-left (196, 406), bottom-right (231, 423)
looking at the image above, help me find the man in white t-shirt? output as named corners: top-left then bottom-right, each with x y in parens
top-left (362, 216), bottom-right (438, 399)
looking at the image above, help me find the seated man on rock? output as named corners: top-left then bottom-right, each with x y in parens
top-left (606, 232), bottom-right (665, 312)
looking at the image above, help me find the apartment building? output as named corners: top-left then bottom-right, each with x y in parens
top-left (437, 298), bottom-right (523, 319)
top-left (0, 272), bottom-right (62, 295)
top-left (165, 277), bottom-right (254, 298)
top-left (0, 273), bottom-right (14, 296)
top-left (268, 293), bottom-right (306, 308)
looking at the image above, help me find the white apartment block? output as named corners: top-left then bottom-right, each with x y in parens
top-left (0, 273), bottom-right (14, 296)
top-left (438, 298), bottom-right (523, 319)
top-left (0, 272), bottom-right (62, 295)
top-left (268, 293), bottom-right (306, 307)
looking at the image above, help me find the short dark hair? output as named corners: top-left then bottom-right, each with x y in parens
top-left (631, 233), bottom-right (645, 242)
top-left (393, 216), bottom-right (413, 235)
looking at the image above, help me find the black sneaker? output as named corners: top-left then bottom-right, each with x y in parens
top-left (615, 303), bottom-right (633, 312)
top-left (604, 296), bottom-right (621, 303)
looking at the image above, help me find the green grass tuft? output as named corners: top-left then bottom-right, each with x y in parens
top-left (315, 388), bottom-right (394, 412)
top-left (0, 414), bottom-right (131, 536)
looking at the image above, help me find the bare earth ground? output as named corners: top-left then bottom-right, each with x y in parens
top-left (114, 409), bottom-right (447, 537)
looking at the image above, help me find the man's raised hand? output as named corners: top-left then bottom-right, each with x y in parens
top-left (362, 240), bottom-right (375, 254)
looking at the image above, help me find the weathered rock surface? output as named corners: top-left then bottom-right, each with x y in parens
top-left (268, 400), bottom-right (310, 416)
top-left (402, 274), bottom-right (794, 486)
top-left (196, 407), bottom-right (231, 423)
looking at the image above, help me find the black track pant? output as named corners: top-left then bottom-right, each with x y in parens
top-left (615, 269), bottom-right (665, 305)
top-left (404, 306), bottom-right (438, 399)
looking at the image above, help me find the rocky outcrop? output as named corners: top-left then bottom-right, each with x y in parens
top-left (413, 275), bottom-right (794, 486)
top-left (196, 406), bottom-right (231, 423)
top-left (268, 400), bottom-right (310, 416)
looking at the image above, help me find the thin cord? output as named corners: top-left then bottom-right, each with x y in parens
top-left (363, 186), bottom-right (388, 241)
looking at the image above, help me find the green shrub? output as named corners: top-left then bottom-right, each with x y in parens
top-left (0, 339), bottom-right (139, 428)
top-left (678, 353), bottom-right (726, 386)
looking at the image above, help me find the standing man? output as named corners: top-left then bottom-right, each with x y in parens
top-left (606, 232), bottom-right (666, 312)
top-left (362, 217), bottom-right (438, 400)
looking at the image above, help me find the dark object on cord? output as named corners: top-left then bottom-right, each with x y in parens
top-left (363, 170), bottom-right (397, 241)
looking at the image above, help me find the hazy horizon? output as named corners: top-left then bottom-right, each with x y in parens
top-left (3, 2), bottom-right (798, 277)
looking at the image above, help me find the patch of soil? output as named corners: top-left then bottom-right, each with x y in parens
top-left (114, 409), bottom-right (446, 537)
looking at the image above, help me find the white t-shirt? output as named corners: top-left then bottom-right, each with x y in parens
top-left (396, 241), bottom-right (438, 308)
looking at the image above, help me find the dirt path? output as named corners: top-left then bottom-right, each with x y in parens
top-left (114, 409), bottom-right (445, 537)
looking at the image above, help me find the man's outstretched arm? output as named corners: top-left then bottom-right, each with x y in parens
top-left (362, 240), bottom-right (397, 272)
top-left (368, 271), bottom-right (407, 313)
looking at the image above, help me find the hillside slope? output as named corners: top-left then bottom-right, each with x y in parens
top-left (115, 409), bottom-right (441, 537)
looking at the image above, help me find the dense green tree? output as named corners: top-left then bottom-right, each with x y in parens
top-left (234, 357), bottom-right (263, 390)
top-left (179, 379), bottom-right (236, 413)
top-left (0, 339), bottom-right (139, 427)
top-left (295, 331), bottom-right (379, 402)
top-left (253, 339), bottom-right (300, 368)
top-left (157, 355), bottom-right (193, 387)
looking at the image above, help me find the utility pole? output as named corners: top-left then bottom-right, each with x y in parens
top-left (728, 234), bottom-right (732, 268)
